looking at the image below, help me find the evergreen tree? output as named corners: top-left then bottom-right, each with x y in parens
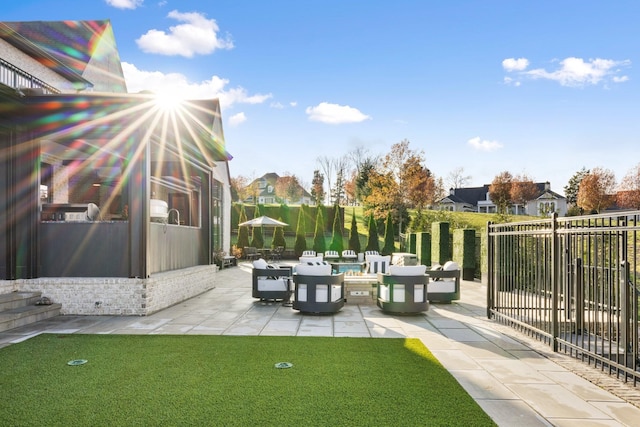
top-left (236, 205), bottom-right (250, 251)
top-left (294, 207), bottom-right (307, 256)
top-left (348, 209), bottom-right (361, 253)
top-left (365, 213), bottom-right (379, 253)
top-left (272, 224), bottom-right (286, 249)
top-left (250, 204), bottom-right (264, 248)
top-left (329, 205), bottom-right (344, 253)
top-left (312, 206), bottom-right (327, 254)
top-left (381, 210), bottom-right (395, 255)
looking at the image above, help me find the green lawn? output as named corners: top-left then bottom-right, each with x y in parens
top-left (0, 334), bottom-right (496, 426)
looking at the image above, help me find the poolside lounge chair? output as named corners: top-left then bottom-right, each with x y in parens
top-left (364, 250), bottom-right (379, 256)
top-left (377, 265), bottom-right (429, 314)
top-left (292, 261), bottom-right (344, 314)
top-left (341, 249), bottom-right (357, 261)
top-left (323, 250), bottom-right (339, 260)
top-left (302, 250), bottom-right (316, 257)
top-left (251, 258), bottom-right (292, 301)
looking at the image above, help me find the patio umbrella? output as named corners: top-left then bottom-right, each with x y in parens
top-left (238, 216), bottom-right (288, 227)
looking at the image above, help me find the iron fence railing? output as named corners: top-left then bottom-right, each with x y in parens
top-left (488, 211), bottom-right (640, 385)
top-left (0, 57), bottom-right (59, 94)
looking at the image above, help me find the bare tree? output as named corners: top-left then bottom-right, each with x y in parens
top-left (617, 162), bottom-right (640, 209)
top-left (446, 167), bottom-right (471, 190)
top-left (316, 155), bottom-right (334, 205)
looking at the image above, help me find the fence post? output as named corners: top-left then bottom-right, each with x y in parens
top-left (551, 212), bottom-right (559, 352)
top-left (574, 258), bottom-right (583, 334)
top-left (486, 221), bottom-right (493, 319)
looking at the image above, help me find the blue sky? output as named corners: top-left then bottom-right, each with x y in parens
top-left (4, 0), bottom-right (640, 194)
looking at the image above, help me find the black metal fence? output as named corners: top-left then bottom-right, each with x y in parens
top-left (487, 211), bottom-right (640, 385)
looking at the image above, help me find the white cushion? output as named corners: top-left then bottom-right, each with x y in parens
top-left (253, 258), bottom-right (269, 269)
top-left (429, 281), bottom-right (456, 292)
top-left (389, 265), bottom-right (427, 276)
top-left (295, 262), bottom-right (332, 276)
top-left (299, 255), bottom-right (323, 263)
top-left (366, 255), bottom-right (391, 274)
top-left (443, 261), bottom-right (460, 271)
top-left (257, 279), bottom-right (288, 291)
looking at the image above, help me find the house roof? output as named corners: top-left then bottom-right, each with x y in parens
top-left (0, 20), bottom-right (116, 88)
top-left (440, 183), bottom-right (565, 207)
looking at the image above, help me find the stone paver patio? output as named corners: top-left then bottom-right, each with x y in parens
top-left (1, 263), bottom-right (639, 426)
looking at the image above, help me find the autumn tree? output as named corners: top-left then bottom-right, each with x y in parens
top-left (511, 174), bottom-right (540, 215)
top-left (364, 139), bottom-right (437, 234)
top-left (577, 167), bottom-right (616, 213)
top-left (274, 174), bottom-right (303, 204)
top-left (617, 163), bottom-right (640, 209)
top-left (488, 171), bottom-right (513, 215)
top-left (310, 169), bottom-right (325, 206)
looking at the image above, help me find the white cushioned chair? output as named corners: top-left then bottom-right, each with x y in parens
top-left (292, 261), bottom-right (344, 314)
top-left (365, 254), bottom-right (391, 274)
top-left (376, 265), bottom-right (429, 314)
top-left (427, 261), bottom-right (461, 303)
top-left (251, 258), bottom-right (293, 301)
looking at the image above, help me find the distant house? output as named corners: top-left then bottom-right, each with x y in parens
top-left (0, 19), bottom-right (233, 315)
top-left (438, 182), bottom-right (567, 216)
top-left (244, 172), bottom-right (312, 205)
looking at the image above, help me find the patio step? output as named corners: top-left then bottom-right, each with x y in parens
top-left (0, 292), bottom-right (62, 333)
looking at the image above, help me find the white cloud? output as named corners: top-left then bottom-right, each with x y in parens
top-left (228, 112), bottom-right (247, 127)
top-left (105, 0), bottom-right (143, 9)
top-left (122, 62), bottom-right (272, 109)
top-left (136, 10), bottom-right (233, 57)
top-left (468, 136), bottom-right (503, 152)
top-left (290, 101), bottom-right (298, 107)
top-left (502, 57), bottom-right (529, 72)
top-left (504, 57), bottom-right (631, 87)
top-left (305, 102), bottom-right (371, 124)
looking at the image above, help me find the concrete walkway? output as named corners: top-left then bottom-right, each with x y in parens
top-left (1, 264), bottom-right (639, 426)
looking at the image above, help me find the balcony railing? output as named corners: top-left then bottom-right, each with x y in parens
top-left (0, 57), bottom-right (60, 94)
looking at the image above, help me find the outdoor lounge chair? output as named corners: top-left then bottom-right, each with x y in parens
top-left (252, 258), bottom-right (293, 301)
top-left (292, 261), bottom-right (344, 314)
top-left (364, 250), bottom-right (379, 256)
top-left (427, 261), bottom-right (461, 303)
top-left (377, 265), bottom-right (429, 314)
top-left (302, 250), bottom-right (316, 257)
top-left (323, 250), bottom-right (339, 260)
top-left (341, 249), bottom-right (357, 261)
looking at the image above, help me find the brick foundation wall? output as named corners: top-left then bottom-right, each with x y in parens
top-left (13, 265), bottom-right (217, 316)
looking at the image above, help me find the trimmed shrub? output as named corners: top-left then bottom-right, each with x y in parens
top-left (453, 228), bottom-right (476, 280)
top-left (416, 232), bottom-right (431, 266)
top-left (312, 206), bottom-right (327, 254)
top-left (329, 205), bottom-right (344, 253)
top-left (365, 213), bottom-right (379, 253)
top-left (348, 209), bottom-right (361, 253)
top-left (294, 207), bottom-right (307, 256)
top-left (431, 222), bottom-right (450, 265)
top-left (381, 211), bottom-right (395, 255)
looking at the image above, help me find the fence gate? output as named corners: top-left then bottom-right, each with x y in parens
top-left (487, 211), bottom-right (640, 385)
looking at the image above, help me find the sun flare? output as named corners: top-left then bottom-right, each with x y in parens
top-left (153, 87), bottom-right (186, 111)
